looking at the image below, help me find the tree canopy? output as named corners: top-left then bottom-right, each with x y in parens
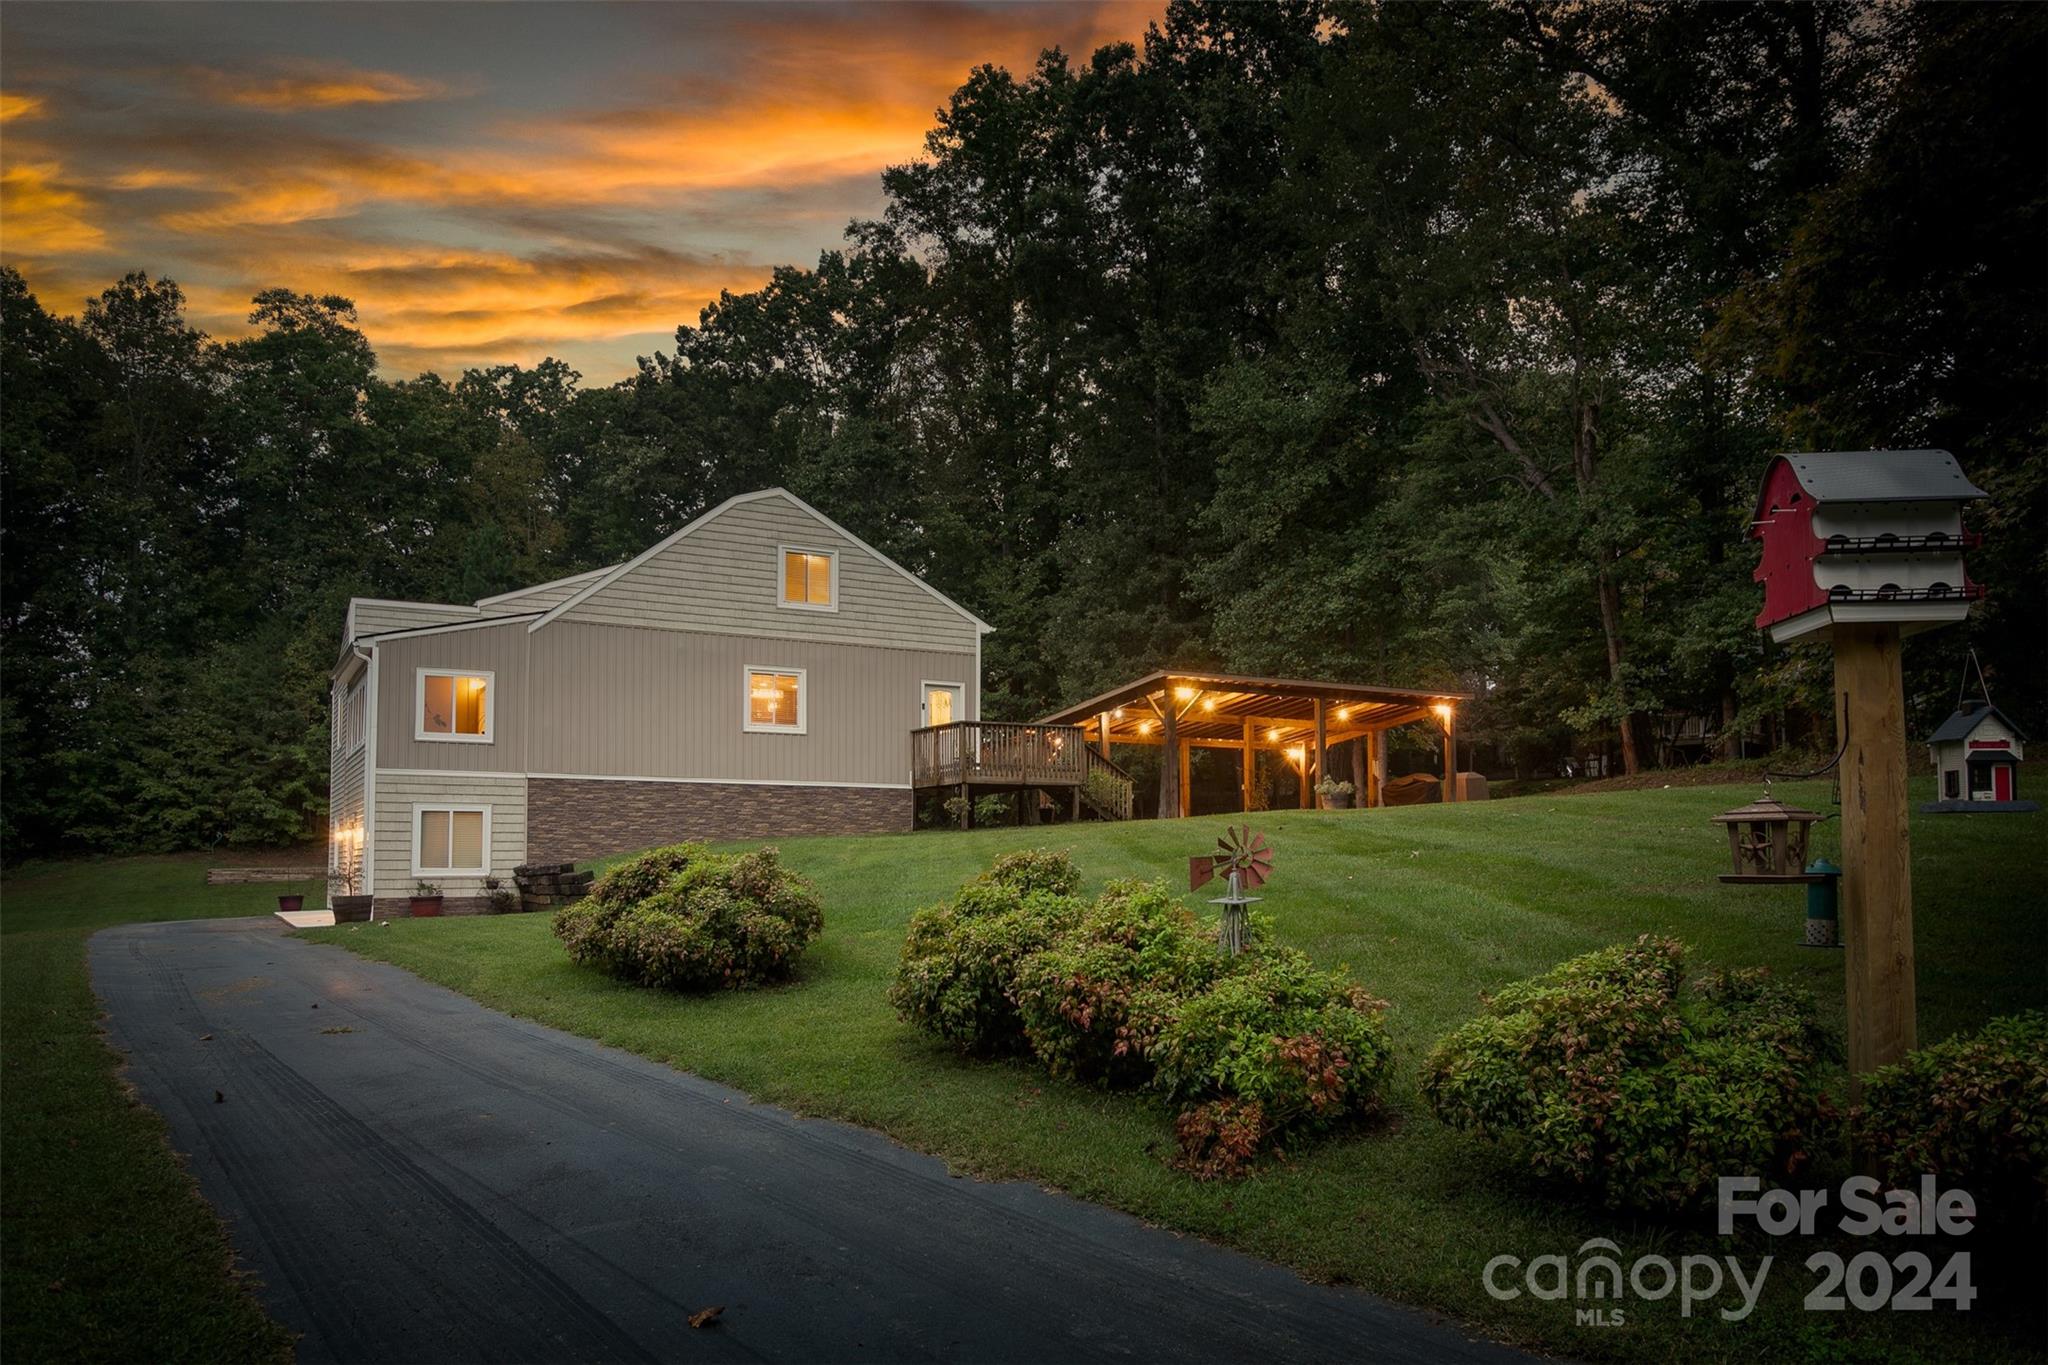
top-left (3, 0), bottom-right (2041, 857)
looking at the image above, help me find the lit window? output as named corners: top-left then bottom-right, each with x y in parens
top-left (745, 667), bottom-right (806, 733)
top-left (780, 548), bottom-right (835, 609)
top-left (417, 669), bottom-right (492, 742)
top-left (346, 681), bottom-right (365, 753)
top-left (415, 806), bottom-right (488, 876)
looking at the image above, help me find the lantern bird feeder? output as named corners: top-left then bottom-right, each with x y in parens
top-left (1712, 794), bottom-right (1827, 884)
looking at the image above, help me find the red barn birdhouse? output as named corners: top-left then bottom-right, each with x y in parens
top-left (1749, 450), bottom-right (1988, 644)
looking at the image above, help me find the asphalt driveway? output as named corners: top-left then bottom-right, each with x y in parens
top-left (91, 918), bottom-right (1526, 1364)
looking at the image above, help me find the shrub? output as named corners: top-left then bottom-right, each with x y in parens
top-left (1173, 1099), bottom-right (1269, 1181)
top-left (1012, 879), bottom-right (1224, 1086)
top-left (981, 847), bottom-right (1083, 898)
top-left (888, 878), bottom-right (1084, 1054)
top-left (1421, 935), bottom-right (1835, 1211)
top-left (553, 843), bottom-right (822, 990)
top-left (1853, 1011), bottom-right (2048, 1221)
top-left (1153, 947), bottom-right (1393, 1144)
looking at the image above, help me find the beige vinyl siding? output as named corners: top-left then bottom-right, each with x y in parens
top-left (328, 742), bottom-right (365, 886)
top-left (557, 496), bottom-right (979, 653)
top-left (349, 598), bottom-right (481, 642)
top-left (528, 621), bottom-right (975, 787)
top-left (374, 621), bottom-right (529, 773)
top-left (370, 771), bottom-right (526, 899)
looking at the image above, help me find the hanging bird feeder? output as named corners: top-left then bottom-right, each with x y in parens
top-left (1712, 794), bottom-right (1828, 883)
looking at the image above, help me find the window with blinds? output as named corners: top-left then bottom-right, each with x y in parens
top-left (415, 807), bottom-right (487, 875)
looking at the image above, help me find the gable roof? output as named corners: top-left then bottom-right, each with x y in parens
top-left (526, 487), bottom-right (993, 635)
top-left (475, 565), bottom-right (615, 609)
top-left (1929, 703), bottom-right (2028, 745)
top-left (1774, 450), bottom-right (1987, 507)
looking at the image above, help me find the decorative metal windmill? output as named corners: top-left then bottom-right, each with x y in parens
top-left (1190, 826), bottom-right (1272, 956)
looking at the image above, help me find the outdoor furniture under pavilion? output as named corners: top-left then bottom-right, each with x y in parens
top-left (1034, 670), bottom-right (1471, 818)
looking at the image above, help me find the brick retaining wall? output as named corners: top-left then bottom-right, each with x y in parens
top-left (527, 778), bottom-right (912, 864)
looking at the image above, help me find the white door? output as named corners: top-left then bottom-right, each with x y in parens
top-left (923, 683), bottom-right (963, 728)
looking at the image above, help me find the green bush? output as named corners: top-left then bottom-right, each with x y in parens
top-left (888, 877), bottom-right (1085, 1053)
top-left (1152, 947), bottom-right (1393, 1138)
top-left (1421, 935), bottom-right (1835, 1211)
top-left (553, 843), bottom-right (823, 990)
top-left (891, 851), bottom-right (1395, 1177)
top-left (1012, 879), bottom-right (1224, 1086)
top-left (1853, 1011), bottom-right (2048, 1220)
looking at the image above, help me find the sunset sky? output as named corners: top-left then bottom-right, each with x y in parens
top-left (1, 1), bottom-right (1155, 379)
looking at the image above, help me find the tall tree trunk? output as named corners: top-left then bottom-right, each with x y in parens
top-left (1571, 379), bottom-right (1641, 775)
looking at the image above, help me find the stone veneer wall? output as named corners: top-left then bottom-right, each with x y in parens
top-left (527, 778), bottom-right (912, 864)
top-left (370, 895), bottom-right (500, 919)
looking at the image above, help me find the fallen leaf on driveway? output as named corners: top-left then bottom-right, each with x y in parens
top-left (214, 1090), bottom-right (225, 1104)
top-left (688, 1307), bottom-right (724, 1329)
top-left (199, 1034), bottom-right (213, 1042)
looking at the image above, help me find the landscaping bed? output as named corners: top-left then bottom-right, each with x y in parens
top-left (300, 785), bottom-right (2047, 1363)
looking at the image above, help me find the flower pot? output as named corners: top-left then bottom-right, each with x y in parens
top-left (409, 896), bottom-right (444, 918)
top-left (332, 895), bottom-right (373, 924)
top-left (1321, 792), bottom-right (1353, 810)
top-left (277, 894), bottom-right (305, 913)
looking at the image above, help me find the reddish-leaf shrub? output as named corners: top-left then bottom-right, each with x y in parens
top-left (554, 843), bottom-right (823, 990)
top-left (1173, 1099), bottom-right (1270, 1181)
top-left (1421, 935), bottom-right (1835, 1211)
top-left (1853, 1011), bottom-right (2047, 1222)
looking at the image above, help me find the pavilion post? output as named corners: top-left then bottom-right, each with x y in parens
top-left (1364, 730), bottom-right (1379, 807)
top-left (1351, 733), bottom-right (1367, 806)
top-left (1096, 712), bottom-right (1113, 762)
top-left (1313, 700), bottom-right (1329, 809)
top-left (1241, 719), bottom-right (1255, 812)
top-left (1297, 743), bottom-right (1310, 809)
top-left (1443, 706), bottom-right (1459, 802)
top-left (1159, 691), bottom-right (1181, 819)
top-left (1178, 740), bottom-right (1192, 818)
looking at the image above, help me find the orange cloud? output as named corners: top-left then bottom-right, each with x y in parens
top-left (191, 63), bottom-right (446, 111)
top-left (1, 91), bottom-right (45, 122)
top-left (1, 160), bottom-right (105, 254)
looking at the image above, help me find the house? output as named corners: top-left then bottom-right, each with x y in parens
top-left (328, 488), bottom-right (990, 915)
top-left (1924, 700), bottom-right (2031, 811)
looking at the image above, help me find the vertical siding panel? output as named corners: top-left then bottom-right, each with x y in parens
top-left (374, 622), bottom-right (530, 774)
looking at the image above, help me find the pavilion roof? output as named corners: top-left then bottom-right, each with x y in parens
top-left (1037, 669), bottom-right (1469, 746)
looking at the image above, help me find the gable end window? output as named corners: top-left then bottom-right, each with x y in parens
top-left (413, 805), bottom-right (489, 877)
top-left (744, 666), bottom-right (807, 734)
top-left (416, 668), bottom-right (493, 742)
top-left (778, 546), bottom-right (837, 611)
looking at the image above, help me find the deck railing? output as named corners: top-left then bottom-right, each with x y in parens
top-left (911, 721), bottom-right (1090, 790)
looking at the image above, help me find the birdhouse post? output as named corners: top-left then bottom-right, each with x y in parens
top-left (1748, 450), bottom-right (1989, 1094)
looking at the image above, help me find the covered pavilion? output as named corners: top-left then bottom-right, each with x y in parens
top-left (1037, 670), bottom-right (1471, 817)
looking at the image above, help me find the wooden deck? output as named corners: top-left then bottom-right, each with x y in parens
top-left (911, 721), bottom-right (1134, 823)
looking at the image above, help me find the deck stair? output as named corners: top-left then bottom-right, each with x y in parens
top-left (911, 720), bottom-right (1135, 826)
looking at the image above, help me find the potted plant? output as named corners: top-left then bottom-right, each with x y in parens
top-left (410, 879), bottom-right (445, 917)
top-left (277, 891), bottom-right (305, 914)
top-left (483, 876), bottom-right (518, 915)
top-left (331, 842), bottom-right (373, 922)
top-left (1316, 776), bottom-right (1356, 810)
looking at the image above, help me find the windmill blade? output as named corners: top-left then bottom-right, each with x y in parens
top-left (1189, 856), bottom-right (1215, 892)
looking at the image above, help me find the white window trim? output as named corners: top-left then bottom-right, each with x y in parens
top-left (743, 664), bottom-right (808, 735)
top-left (920, 679), bottom-right (966, 728)
top-left (411, 803), bottom-right (492, 878)
top-left (414, 667), bottom-right (496, 744)
top-left (776, 544), bottom-right (840, 613)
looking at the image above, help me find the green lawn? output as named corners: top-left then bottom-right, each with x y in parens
top-left (1, 856), bottom-right (310, 1365)
top-left (306, 784), bottom-right (2045, 1364)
